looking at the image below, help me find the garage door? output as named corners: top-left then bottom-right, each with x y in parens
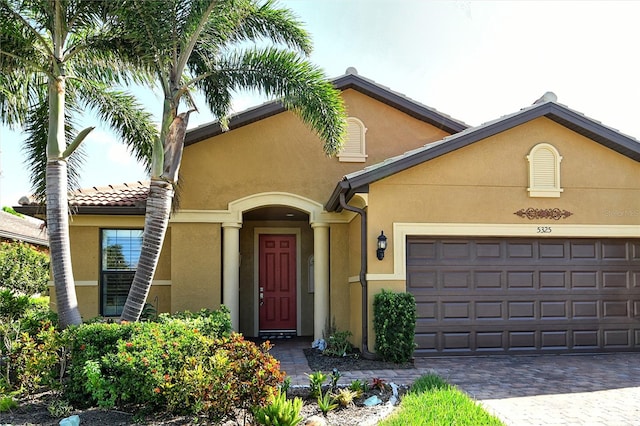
top-left (407, 237), bottom-right (640, 356)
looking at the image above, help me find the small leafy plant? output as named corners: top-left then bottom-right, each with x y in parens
top-left (349, 379), bottom-right (368, 395)
top-left (307, 371), bottom-right (327, 398)
top-left (47, 398), bottom-right (73, 418)
top-left (0, 395), bottom-right (17, 412)
top-left (253, 388), bottom-right (303, 426)
top-left (329, 368), bottom-right (341, 390)
top-left (323, 329), bottom-right (354, 357)
top-left (333, 388), bottom-right (359, 407)
top-left (317, 390), bottom-right (338, 415)
top-left (372, 377), bottom-right (387, 391)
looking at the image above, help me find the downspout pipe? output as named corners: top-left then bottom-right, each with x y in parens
top-left (339, 192), bottom-right (378, 360)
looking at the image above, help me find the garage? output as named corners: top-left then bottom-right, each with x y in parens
top-left (407, 237), bottom-right (640, 356)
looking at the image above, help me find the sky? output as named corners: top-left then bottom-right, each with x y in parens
top-left (2, 0), bottom-right (640, 207)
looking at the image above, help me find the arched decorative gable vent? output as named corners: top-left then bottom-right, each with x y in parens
top-left (527, 143), bottom-right (563, 197)
top-left (338, 117), bottom-right (367, 162)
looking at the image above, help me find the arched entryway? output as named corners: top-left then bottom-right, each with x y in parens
top-left (222, 193), bottom-right (330, 339)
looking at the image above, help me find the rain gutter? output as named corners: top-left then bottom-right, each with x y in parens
top-left (338, 192), bottom-right (377, 360)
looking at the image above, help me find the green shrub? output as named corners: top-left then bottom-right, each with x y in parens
top-left (323, 329), bottom-right (354, 357)
top-left (64, 310), bottom-right (282, 421)
top-left (0, 242), bottom-right (49, 296)
top-left (373, 289), bottom-right (416, 363)
top-left (0, 291), bottom-right (62, 395)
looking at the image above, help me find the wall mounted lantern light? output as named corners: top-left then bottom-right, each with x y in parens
top-left (376, 231), bottom-right (387, 260)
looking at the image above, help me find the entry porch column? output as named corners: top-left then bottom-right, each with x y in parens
top-left (312, 223), bottom-right (330, 340)
top-left (222, 222), bottom-right (242, 330)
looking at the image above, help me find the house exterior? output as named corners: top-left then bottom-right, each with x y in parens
top-left (0, 210), bottom-right (48, 249)
top-left (18, 70), bottom-right (640, 356)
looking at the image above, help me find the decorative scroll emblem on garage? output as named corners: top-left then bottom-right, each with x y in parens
top-left (514, 208), bottom-right (573, 220)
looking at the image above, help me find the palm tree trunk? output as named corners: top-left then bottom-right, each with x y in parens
top-left (47, 160), bottom-right (82, 327)
top-left (47, 71), bottom-right (82, 328)
top-left (120, 179), bottom-right (174, 321)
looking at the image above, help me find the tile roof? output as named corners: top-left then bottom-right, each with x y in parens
top-left (68, 181), bottom-right (149, 207)
top-left (17, 181), bottom-right (149, 215)
top-left (0, 210), bottom-right (48, 246)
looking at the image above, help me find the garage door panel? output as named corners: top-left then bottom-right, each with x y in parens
top-left (540, 271), bottom-right (567, 288)
top-left (507, 271), bottom-right (535, 288)
top-left (407, 237), bottom-right (640, 356)
top-left (541, 301), bottom-right (568, 318)
top-left (541, 331), bottom-right (568, 349)
top-left (539, 242), bottom-right (566, 258)
top-left (603, 330), bottom-right (630, 347)
top-left (507, 242), bottom-right (535, 258)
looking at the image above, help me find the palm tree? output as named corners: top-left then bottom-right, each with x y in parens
top-left (0, 0), bottom-right (157, 328)
top-left (116, 0), bottom-right (347, 322)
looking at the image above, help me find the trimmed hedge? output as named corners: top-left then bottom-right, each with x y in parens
top-left (373, 289), bottom-right (416, 363)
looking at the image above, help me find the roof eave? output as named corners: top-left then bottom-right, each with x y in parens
top-left (0, 231), bottom-right (48, 247)
top-left (185, 102), bottom-right (286, 146)
top-left (15, 205), bottom-right (147, 216)
top-left (332, 74), bottom-right (468, 134)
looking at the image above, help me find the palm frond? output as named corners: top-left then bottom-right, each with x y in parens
top-left (193, 47), bottom-right (346, 155)
top-left (74, 79), bottom-right (157, 170)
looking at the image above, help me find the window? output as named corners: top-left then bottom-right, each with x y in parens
top-left (101, 229), bottom-right (143, 316)
top-left (338, 117), bottom-right (367, 162)
top-left (527, 143), bottom-right (563, 197)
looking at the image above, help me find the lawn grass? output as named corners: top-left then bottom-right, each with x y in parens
top-left (379, 374), bottom-right (505, 426)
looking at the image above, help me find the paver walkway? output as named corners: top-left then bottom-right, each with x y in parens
top-left (268, 338), bottom-right (640, 425)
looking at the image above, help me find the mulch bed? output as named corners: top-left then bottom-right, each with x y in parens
top-left (303, 348), bottom-right (414, 371)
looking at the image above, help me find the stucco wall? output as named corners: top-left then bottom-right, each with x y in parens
top-left (178, 89), bottom-right (452, 211)
top-left (329, 223), bottom-right (350, 334)
top-left (170, 222), bottom-right (221, 313)
top-left (367, 117), bottom-right (640, 275)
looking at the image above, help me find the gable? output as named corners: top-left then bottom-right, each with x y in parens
top-left (178, 87), bottom-right (458, 211)
top-left (366, 117), bottom-right (640, 226)
top-left (327, 100), bottom-right (640, 211)
top-left (185, 71), bottom-right (467, 147)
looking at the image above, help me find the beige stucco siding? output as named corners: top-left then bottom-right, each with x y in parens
top-left (366, 118), bottom-right (640, 275)
top-left (170, 222), bottom-right (220, 313)
top-left (178, 89), bottom-right (452, 211)
top-left (329, 223), bottom-right (350, 333)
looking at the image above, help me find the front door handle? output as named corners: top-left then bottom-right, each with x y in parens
top-left (259, 286), bottom-right (264, 306)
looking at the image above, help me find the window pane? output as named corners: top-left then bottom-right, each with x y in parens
top-left (102, 272), bottom-right (134, 316)
top-left (102, 229), bottom-right (143, 271)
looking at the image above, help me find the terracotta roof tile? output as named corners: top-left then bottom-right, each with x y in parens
top-left (18, 181), bottom-right (149, 208)
top-left (69, 181), bottom-right (149, 207)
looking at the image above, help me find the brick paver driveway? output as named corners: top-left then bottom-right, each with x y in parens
top-left (416, 353), bottom-right (640, 425)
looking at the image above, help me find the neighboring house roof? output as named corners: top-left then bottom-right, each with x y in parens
top-left (0, 210), bottom-right (48, 247)
top-left (326, 97), bottom-right (640, 211)
top-left (17, 181), bottom-right (149, 216)
top-left (184, 68), bottom-right (469, 146)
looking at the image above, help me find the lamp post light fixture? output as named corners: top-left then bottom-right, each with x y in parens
top-left (376, 231), bottom-right (387, 260)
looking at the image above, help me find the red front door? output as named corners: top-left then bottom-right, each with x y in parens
top-left (259, 234), bottom-right (297, 331)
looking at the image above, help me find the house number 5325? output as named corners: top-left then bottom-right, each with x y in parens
top-left (537, 226), bottom-right (552, 233)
